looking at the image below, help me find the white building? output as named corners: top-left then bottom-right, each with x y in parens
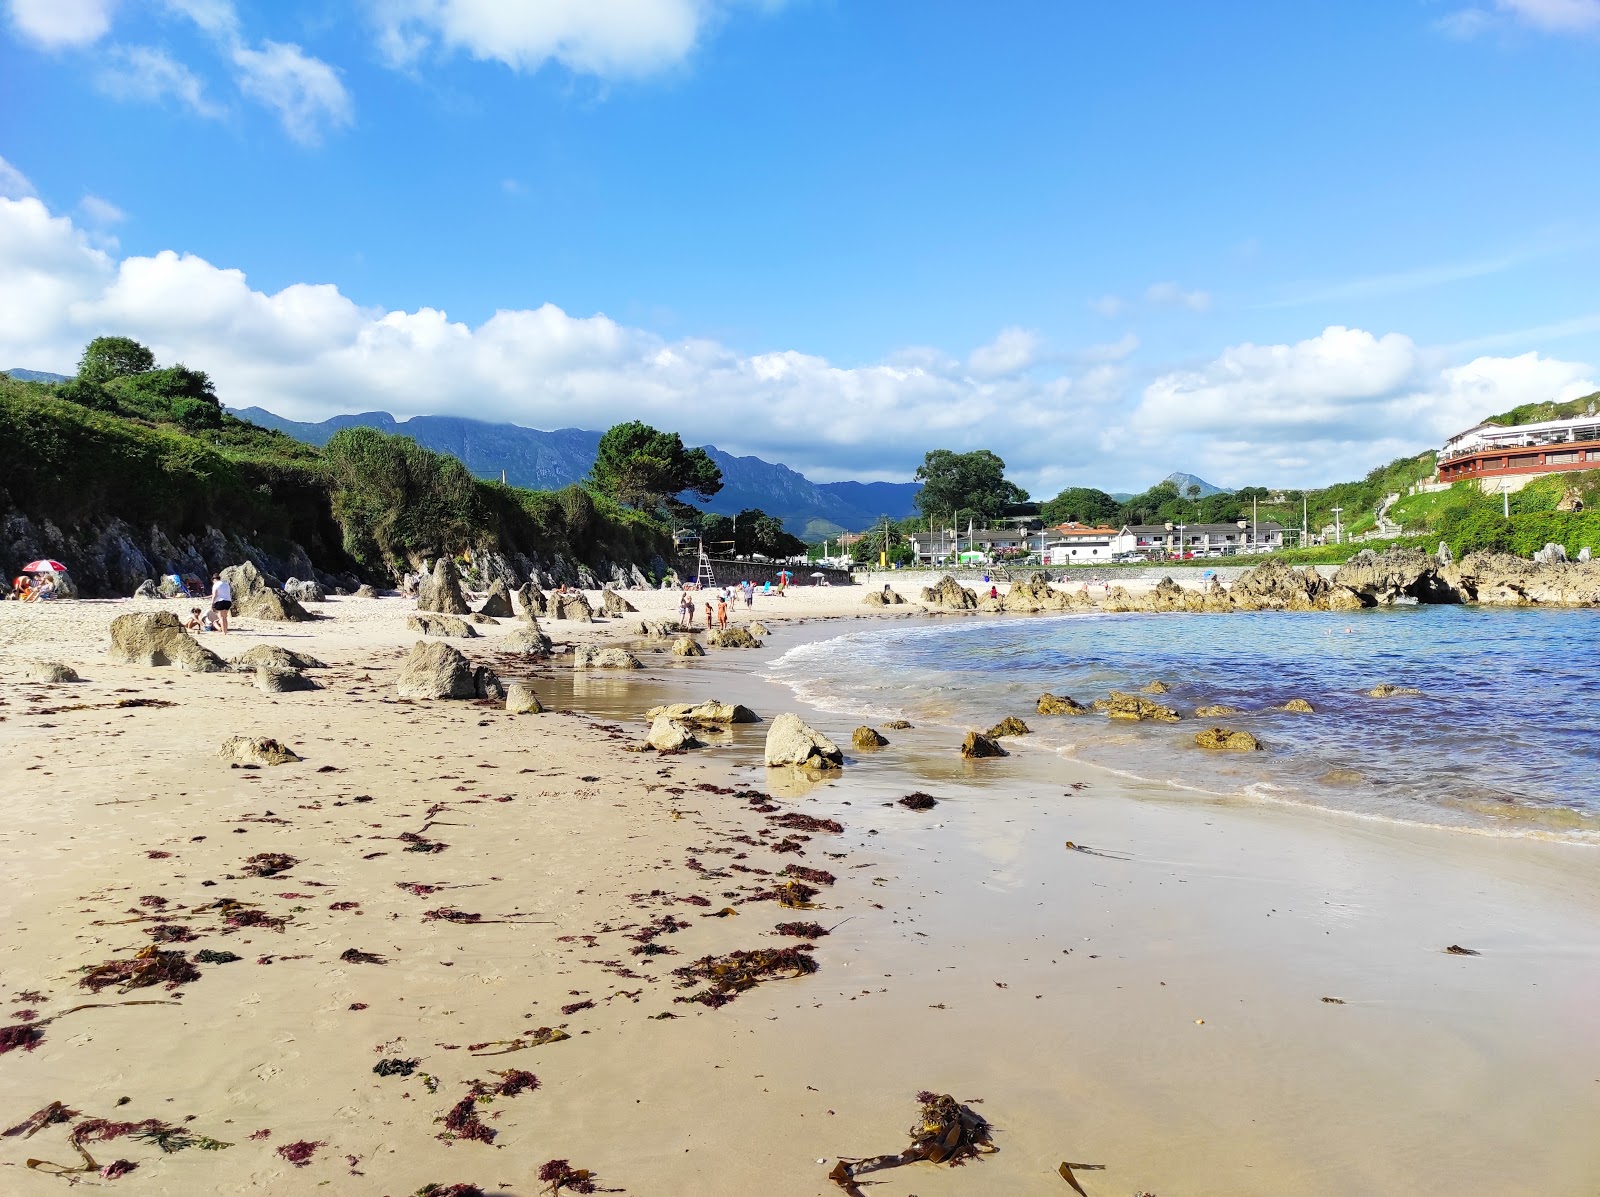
top-left (1112, 521), bottom-right (1283, 558)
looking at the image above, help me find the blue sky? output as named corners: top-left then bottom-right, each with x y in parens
top-left (3, 0), bottom-right (1600, 495)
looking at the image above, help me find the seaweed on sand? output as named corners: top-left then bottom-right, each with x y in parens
top-left (772, 922), bottom-right (829, 938)
top-left (415, 1186), bottom-right (487, 1197)
top-left (374, 1057), bottom-right (420, 1077)
top-left (538, 1158), bottom-right (612, 1193)
top-left (897, 791), bottom-right (939, 810)
top-left (468, 1027), bottom-right (569, 1056)
top-left (276, 1139), bottom-right (325, 1167)
top-left (435, 1071), bottom-right (540, 1145)
top-left (827, 1091), bottom-right (996, 1193)
top-left (241, 853), bottom-right (299, 878)
top-left (783, 865), bottom-right (835, 886)
top-left (671, 945), bottom-right (818, 1008)
top-left (9, 1104), bottom-right (230, 1177)
top-left (767, 812), bottom-right (844, 834)
top-left (400, 832), bottom-right (449, 854)
top-left (340, 949), bottom-right (387, 965)
top-left (80, 947), bottom-right (201, 994)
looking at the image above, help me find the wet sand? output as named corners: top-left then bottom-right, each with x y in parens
top-left (1, 591), bottom-right (1597, 1195)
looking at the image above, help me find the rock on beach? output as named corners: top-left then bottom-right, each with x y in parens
top-left (764, 713), bottom-right (843, 769)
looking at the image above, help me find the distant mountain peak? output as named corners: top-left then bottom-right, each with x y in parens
top-left (1164, 471), bottom-right (1231, 497)
top-left (4, 368), bottom-right (71, 383)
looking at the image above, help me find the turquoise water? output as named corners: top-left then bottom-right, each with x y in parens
top-left (764, 606), bottom-right (1600, 839)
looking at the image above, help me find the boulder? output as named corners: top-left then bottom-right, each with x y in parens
top-left (230, 644), bottom-right (327, 671)
top-left (646, 715), bottom-right (702, 751)
top-left (1533, 542), bottom-right (1568, 566)
top-left (504, 681), bottom-right (544, 714)
top-left (708, 626), bottom-right (762, 648)
top-left (645, 701), bottom-right (758, 724)
top-left (1036, 692), bottom-right (1087, 715)
top-left (254, 666), bottom-right (319, 693)
top-left (133, 579), bottom-right (158, 599)
top-left (1277, 698), bottom-right (1316, 713)
top-left (1581, 547), bottom-right (1594, 564)
top-left (884, 719), bottom-right (914, 729)
top-left (354, 584), bottom-right (380, 599)
top-left (961, 730), bottom-right (1007, 758)
top-left (863, 587), bottom-right (907, 607)
top-left (637, 619), bottom-right (678, 640)
top-left (501, 626), bottom-right (553, 656)
top-left (748, 621), bottom-right (770, 637)
top-left (1004, 572), bottom-right (1068, 612)
top-left (852, 726), bottom-right (889, 748)
top-left (396, 641), bottom-right (490, 700)
top-left (1367, 684), bottom-right (1422, 698)
top-left (416, 558), bottom-right (472, 615)
top-left (478, 579), bottom-right (515, 618)
top-left (468, 612), bottom-right (500, 625)
top-left (549, 591), bottom-right (594, 621)
top-left (1194, 703), bottom-right (1242, 717)
top-left (218, 736), bottom-right (301, 766)
top-left (1141, 680), bottom-right (1170, 694)
top-left (920, 574), bottom-right (978, 610)
top-left (515, 582), bottom-right (547, 618)
top-left (107, 612), bottom-right (227, 672)
top-left (221, 561), bottom-right (313, 622)
top-left (763, 713), bottom-right (844, 769)
top-left (986, 716), bottom-right (1030, 738)
top-left (1194, 727), bottom-right (1261, 751)
top-left (284, 577), bottom-right (325, 603)
top-left (474, 667), bottom-right (505, 700)
top-left (670, 635), bottom-right (705, 657)
top-left (25, 660), bottom-right (80, 683)
top-left (601, 587), bottom-right (638, 617)
top-left (1096, 691), bottom-right (1180, 722)
top-left (573, 645), bottom-right (642, 670)
top-left (406, 613), bottom-right (478, 638)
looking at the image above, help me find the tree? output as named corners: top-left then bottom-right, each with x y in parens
top-left (1040, 486), bottom-right (1122, 527)
top-left (696, 508), bottom-right (806, 559)
top-left (588, 421), bottom-right (722, 514)
top-left (112, 365), bottom-right (222, 429)
top-left (78, 336), bottom-right (155, 384)
top-left (912, 449), bottom-right (1029, 525)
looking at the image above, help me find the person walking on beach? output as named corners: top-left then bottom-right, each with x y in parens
top-left (716, 595), bottom-right (728, 629)
top-left (743, 580), bottom-right (754, 609)
top-left (209, 572), bottom-right (233, 633)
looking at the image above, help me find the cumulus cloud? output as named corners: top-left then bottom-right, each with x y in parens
top-left (1145, 281), bottom-right (1212, 313)
top-left (0, 154), bottom-right (36, 200)
top-left (7, 0), bottom-right (118, 47)
top-left (372, 0), bottom-right (715, 77)
top-left (1442, 0), bottom-right (1600, 36)
top-left (232, 40), bottom-right (353, 144)
top-left (967, 327), bottom-right (1038, 377)
top-left (97, 45), bottom-right (223, 117)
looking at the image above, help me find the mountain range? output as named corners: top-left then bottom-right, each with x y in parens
top-left (232, 407), bottom-right (922, 538)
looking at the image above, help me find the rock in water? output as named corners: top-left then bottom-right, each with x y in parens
top-left (1194, 727), bottom-right (1261, 751)
top-left (1141, 680), bottom-right (1170, 694)
top-left (416, 559), bottom-right (471, 615)
top-left (133, 579), bottom-right (158, 599)
top-left (219, 736), bottom-right (301, 766)
top-left (107, 612), bottom-right (228, 672)
top-left (504, 681), bottom-right (543, 714)
top-left (550, 591), bottom-right (594, 621)
top-left (406, 613), bottom-right (478, 638)
top-left (961, 730), bottom-right (1006, 758)
top-left (515, 582), bottom-right (546, 618)
top-left (670, 635), bottom-right (705, 657)
top-left (646, 715), bottom-right (702, 751)
top-left (1036, 693), bottom-right (1086, 715)
top-left (920, 574), bottom-right (978, 609)
top-left (1194, 703), bottom-right (1242, 717)
top-left (501, 626), bottom-right (552, 656)
top-left (986, 716), bottom-right (1031, 737)
top-left (1278, 698), bottom-right (1316, 713)
top-left (573, 645), bottom-right (642, 670)
top-left (221, 561), bottom-right (313, 622)
top-left (396, 641), bottom-right (480, 699)
top-left (644, 701), bottom-right (758, 724)
top-left (852, 726), bottom-right (889, 748)
top-left (748, 620), bottom-right (770, 637)
top-left (478, 579), bottom-right (515, 618)
top-left (1096, 692), bottom-right (1181, 722)
top-left (1366, 684), bottom-right (1422, 698)
top-left (601, 587), bottom-right (638, 617)
top-left (764, 713), bottom-right (844, 769)
top-left (708, 626), bottom-right (762, 648)
top-left (25, 660), bottom-right (80, 683)
top-left (230, 645), bottom-right (327, 671)
top-left (637, 619), bottom-right (677, 640)
top-left (884, 719), bottom-right (914, 729)
top-left (254, 666), bottom-right (319, 693)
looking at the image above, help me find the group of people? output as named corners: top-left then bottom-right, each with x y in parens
top-left (678, 580), bottom-right (760, 631)
top-left (183, 574), bottom-right (233, 632)
top-left (6, 574), bottom-right (59, 601)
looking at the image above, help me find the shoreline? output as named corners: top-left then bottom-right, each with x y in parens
top-left (1, 594), bottom-right (1598, 1194)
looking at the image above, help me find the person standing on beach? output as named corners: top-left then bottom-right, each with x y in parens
top-left (743, 580), bottom-right (754, 609)
top-left (716, 595), bottom-right (728, 629)
top-left (209, 572), bottom-right (233, 633)
top-left (680, 590), bottom-right (694, 628)
top-left (704, 601), bottom-right (715, 630)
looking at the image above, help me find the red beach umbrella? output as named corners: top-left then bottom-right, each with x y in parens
top-left (22, 559), bottom-right (68, 574)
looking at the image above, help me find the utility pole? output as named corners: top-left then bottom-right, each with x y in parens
top-left (1331, 505), bottom-right (1343, 545)
top-left (1502, 485), bottom-right (1510, 518)
top-left (1252, 495), bottom-right (1258, 553)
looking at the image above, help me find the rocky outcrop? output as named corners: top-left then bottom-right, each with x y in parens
top-left (960, 730), bottom-right (1006, 758)
top-left (1445, 552), bottom-right (1600, 606)
top-left (852, 726), bottom-right (889, 748)
top-left (1095, 692), bottom-right (1180, 722)
top-left (230, 645), bottom-right (327, 671)
top-left (1195, 727), bottom-right (1261, 751)
top-left (987, 716), bottom-right (1030, 738)
top-left (133, 579), bottom-right (158, 599)
top-left (500, 626), bottom-right (552, 656)
top-left (645, 701), bottom-right (758, 724)
top-left (107, 612), bottom-right (227, 672)
top-left (407, 613), bottom-right (478, 638)
top-left (1228, 558), bottom-right (1330, 611)
top-left (1277, 698), bottom-right (1315, 713)
top-left (637, 619), bottom-right (678, 639)
top-left (396, 641), bottom-right (501, 700)
top-left (748, 620), bottom-right (770, 637)
top-left (763, 713), bottom-right (844, 769)
top-left (515, 582), bottom-right (547, 618)
top-left (218, 736), bottom-right (301, 766)
top-left (1367, 684), bottom-right (1422, 698)
top-left (254, 666), bottom-right (319, 693)
top-left (863, 587), bottom-right (907, 607)
top-left (478, 579), bottom-right (515, 618)
top-left (549, 590), bottom-right (594, 621)
top-left (1194, 703), bottom-right (1242, 717)
top-left (1003, 572), bottom-right (1071, 613)
top-left (646, 716), bottom-right (701, 751)
top-left (573, 645), bottom-right (642, 670)
top-left (884, 719), bottom-right (914, 729)
top-left (708, 626), bottom-right (762, 648)
top-left (25, 660), bottom-right (80, 683)
top-left (670, 635), bottom-right (704, 657)
top-left (222, 561), bottom-right (313, 622)
top-left (1142, 680), bottom-right (1170, 694)
top-left (468, 612), bottom-right (500, 625)
top-left (920, 574), bottom-right (978, 610)
top-left (504, 681), bottom-right (544, 714)
top-left (601, 587), bottom-right (638, 617)
top-left (284, 577), bottom-right (325, 603)
top-left (1036, 692), bottom-right (1087, 715)
top-left (354, 583), bottom-right (379, 599)
top-left (416, 559), bottom-right (471, 615)
top-left (1333, 548), bottom-right (1461, 605)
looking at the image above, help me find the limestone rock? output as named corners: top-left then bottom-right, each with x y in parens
top-left (474, 667), bottom-right (505, 700)
top-left (501, 626), bottom-right (553, 656)
top-left (254, 666), bottom-right (319, 693)
top-left (1098, 691), bottom-right (1180, 722)
top-left (284, 577), bottom-right (325, 603)
top-left (573, 645), bottom-right (642, 670)
top-left (133, 579), bottom-right (158, 599)
top-left (637, 619), bottom-right (678, 639)
top-left (708, 626), bottom-right (762, 648)
top-left (920, 574), bottom-right (978, 609)
top-left (1005, 572), bottom-right (1069, 612)
top-left (884, 719), bottom-right (914, 729)
top-left (1333, 547), bottom-right (1461, 605)
top-left (961, 730), bottom-right (1007, 758)
top-left (645, 701), bottom-right (758, 725)
top-left (550, 590), bottom-right (594, 622)
top-left (515, 582), bottom-right (547, 618)
top-left (1367, 684), bottom-right (1422, 698)
top-left (763, 713), bottom-right (844, 769)
top-left (222, 561), bottom-right (313, 622)
top-left (1229, 558), bottom-right (1334, 612)
top-left (1580, 547), bottom-right (1593, 564)
top-left (1278, 698), bottom-right (1316, 713)
top-left (1141, 680), bottom-right (1170, 694)
top-left (26, 660), bottom-right (80, 683)
top-left (416, 559), bottom-right (471, 615)
top-left (748, 621), bottom-right (770, 637)
top-left (479, 579), bottom-right (515, 618)
top-left (504, 680), bottom-right (544, 714)
top-left (1036, 693), bottom-right (1086, 715)
top-left (230, 644), bottom-right (327, 671)
top-left (468, 612), bottom-right (499, 625)
top-left (396, 641), bottom-right (481, 699)
top-left (219, 736), bottom-right (301, 766)
top-left (1194, 703), bottom-right (1242, 717)
top-left (646, 715), bottom-right (702, 751)
top-left (407, 613), bottom-right (478, 638)
top-left (670, 635), bottom-right (705, 657)
top-left (987, 716), bottom-right (1030, 738)
top-left (107, 612), bottom-right (227, 672)
top-left (852, 726), bottom-right (889, 748)
top-left (863, 587), bottom-right (907, 607)
top-left (1195, 727), bottom-right (1261, 751)
top-left (354, 584), bottom-right (379, 599)
top-left (601, 586), bottom-right (638, 617)
top-left (1533, 542), bottom-right (1568, 566)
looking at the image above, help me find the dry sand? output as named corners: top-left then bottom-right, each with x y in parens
top-left (1, 583), bottom-right (1597, 1195)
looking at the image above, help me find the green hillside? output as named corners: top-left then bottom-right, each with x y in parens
top-left (1483, 390), bottom-right (1600, 428)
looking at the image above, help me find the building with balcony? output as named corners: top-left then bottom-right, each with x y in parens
top-left (1436, 413), bottom-right (1600, 490)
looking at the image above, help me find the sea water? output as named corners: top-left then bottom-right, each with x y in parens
top-left (763, 605), bottom-right (1600, 839)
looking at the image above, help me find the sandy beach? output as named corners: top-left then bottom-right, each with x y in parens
top-left (2, 581), bottom-right (1598, 1195)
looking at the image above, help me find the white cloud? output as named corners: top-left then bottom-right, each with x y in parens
top-left (232, 40), bottom-right (353, 144)
top-left (7, 0), bottom-right (118, 47)
top-left (78, 194), bottom-right (126, 224)
top-left (1442, 0), bottom-right (1600, 36)
top-left (1146, 281), bottom-right (1212, 313)
top-left (0, 154), bottom-right (36, 200)
top-left (372, 0), bottom-right (712, 77)
top-left (97, 44), bottom-right (224, 116)
top-left (162, 0), bottom-right (239, 38)
top-left (967, 327), bottom-right (1038, 377)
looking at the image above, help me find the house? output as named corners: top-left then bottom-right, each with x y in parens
top-left (1113, 521), bottom-right (1284, 557)
top-left (905, 526), bottom-right (1039, 564)
top-left (1043, 523), bottom-right (1119, 564)
top-left (1437, 412), bottom-right (1600, 490)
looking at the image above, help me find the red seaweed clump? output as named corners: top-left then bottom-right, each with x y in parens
top-left (80, 947), bottom-right (202, 994)
top-left (277, 1139), bottom-right (325, 1167)
top-left (768, 812), bottom-right (844, 834)
top-left (672, 945), bottom-right (818, 1007)
top-left (784, 865), bottom-right (835, 886)
top-left (537, 1158), bottom-right (599, 1193)
top-left (242, 853), bottom-right (299, 878)
top-left (436, 1070), bottom-right (539, 1146)
top-left (898, 791), bottom-right (939, 810)
top-left (99, 1159), bottom-right (138, 1178)
top-left (145, 924), bottom-right (199, 944)
top-left (773, 922), bottom-right (829, 938)
top-left (0, 1023), bottom-right (46, 1054)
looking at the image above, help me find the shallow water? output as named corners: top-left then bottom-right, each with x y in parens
top-left (762, 606), bottom-right (1600, 839)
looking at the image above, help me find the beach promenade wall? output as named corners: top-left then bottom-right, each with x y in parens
top-left (674, 556), bottom-right (854, 588)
